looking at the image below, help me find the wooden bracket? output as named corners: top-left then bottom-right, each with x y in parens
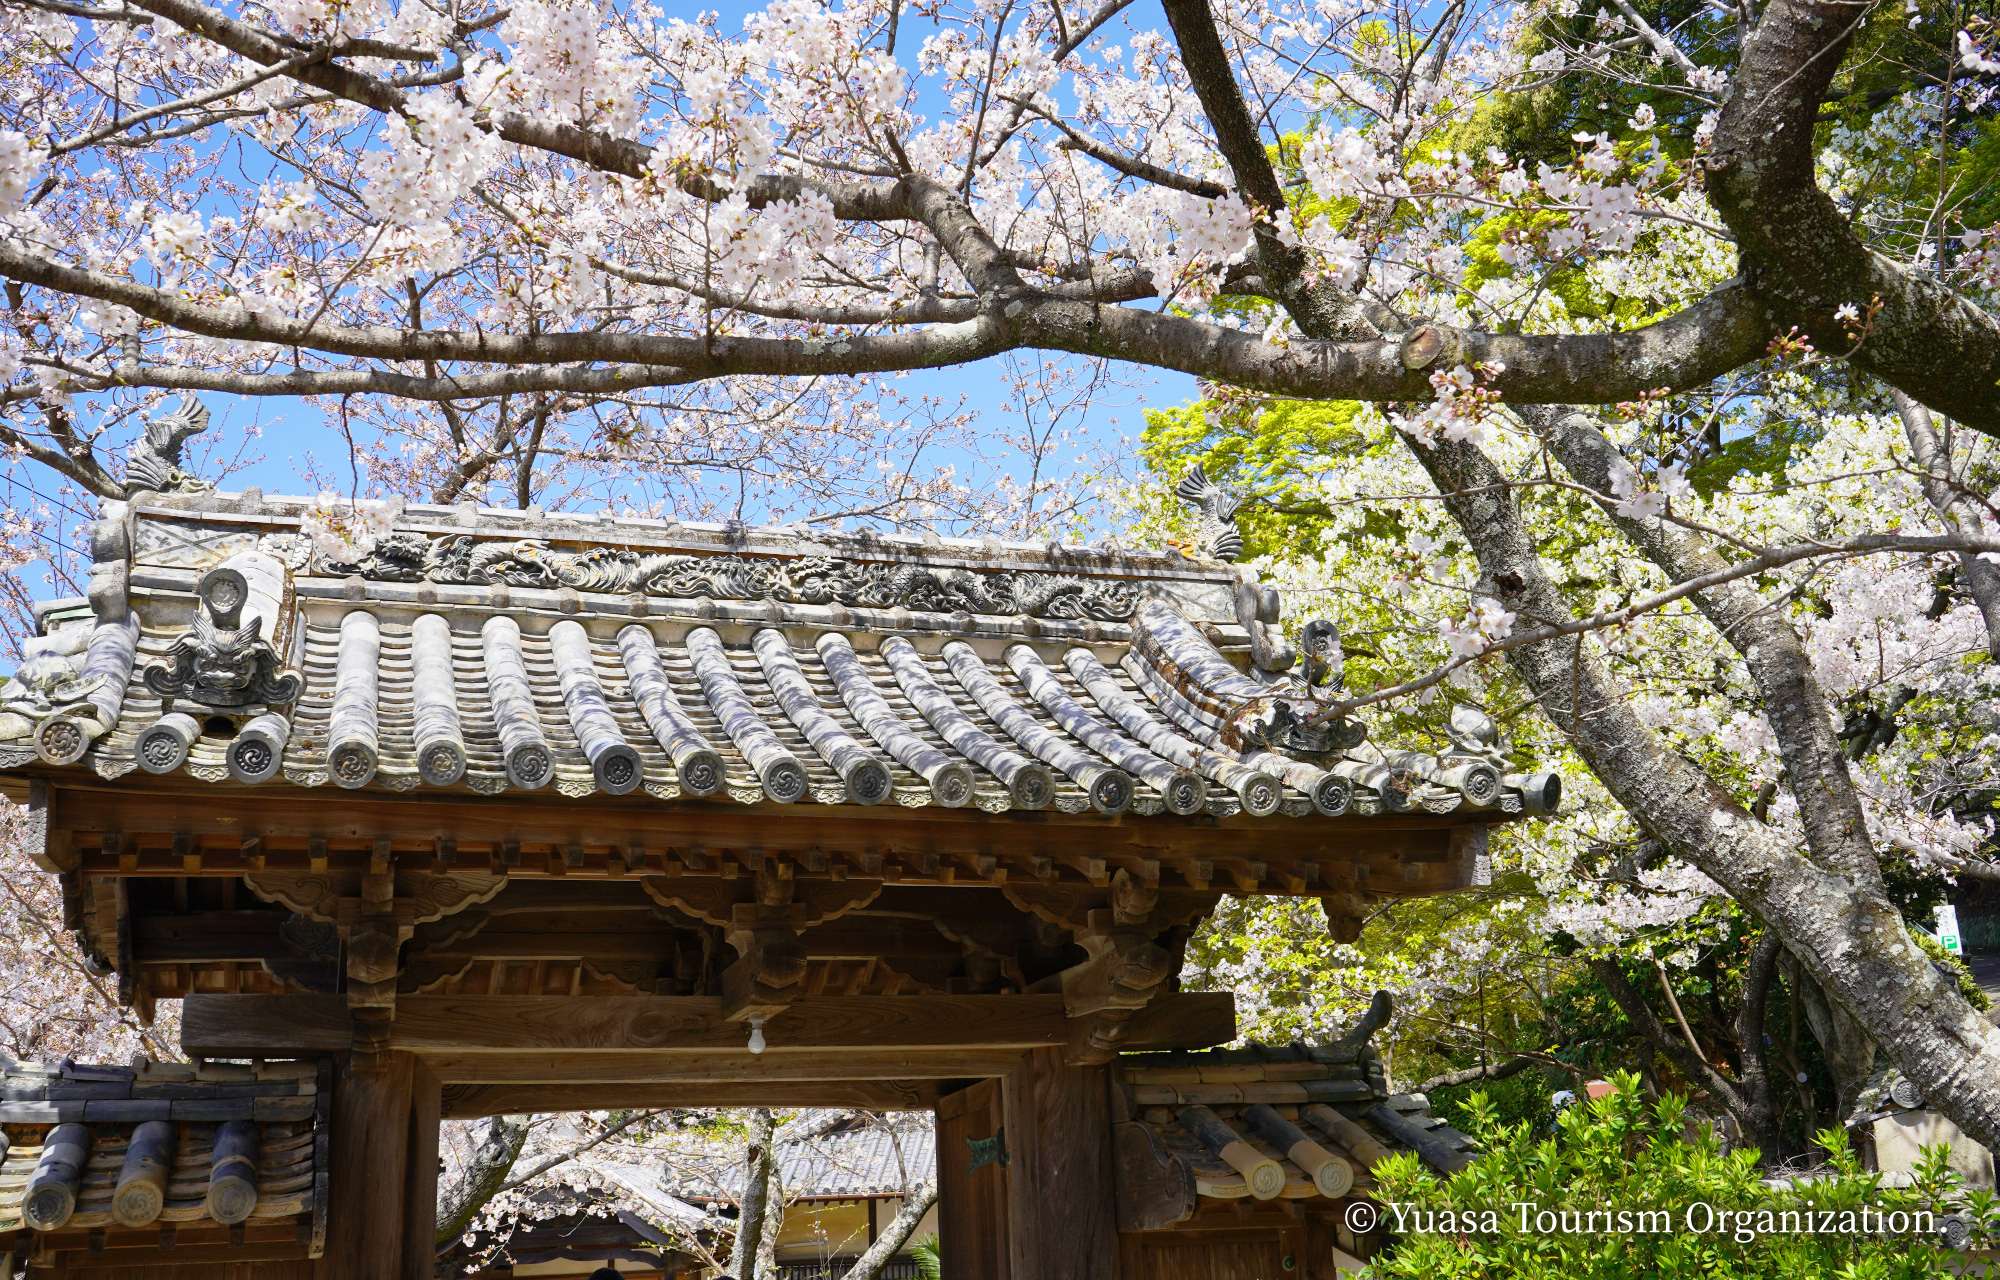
top-left (1006, 874), bottom-right (1219, 936)
top-left (719, 912), bottom-right (811, 1023)
top-left (1321, 892), bottom-right (1368, 945)
top-left (1058, 922), bottom-right (1175, 1064)
top-left (643, 873), bottom-right (883, 930)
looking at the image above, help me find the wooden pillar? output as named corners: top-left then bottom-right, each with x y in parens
top-left (1002, 1047), bottom-right (1119, 1280)
top-left (936, 1078), bottom-right (1010, 1280)
top-left (404, 1058), bottom-right (443, 1280)
top-left (315, 1052), bottom-right (439, 1280)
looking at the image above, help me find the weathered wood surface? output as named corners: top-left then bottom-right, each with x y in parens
top-left (402, 1059), bottom-right (441, 1280)
top-left (49, 776), bottom-right (1481, 888)
top-left (438, 1077), bottom-right (939, 1118)
top-left (1004, 1047), bottom-right (1120, 1280)
top-left (181, 992), bottom-right (1232, 1058)
top-left (1110, 1119), bottom-right (1198, 1232)
top-left (25, 1218), bottom-right (315, 1276)
top-left (318, 1053), bottom-right (415, 1279)
top-left (936, 1077), bottom-right (1011, 1280)
top-left (419, 1047), bottom-right (1048, 1085)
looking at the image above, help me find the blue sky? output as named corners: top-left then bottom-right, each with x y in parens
top-left (166, 0), bottom-right (1200, 522)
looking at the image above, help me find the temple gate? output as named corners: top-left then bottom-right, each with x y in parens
top-left (0, 483), bottom-right (1553, 1276)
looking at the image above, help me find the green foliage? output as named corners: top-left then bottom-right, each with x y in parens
top-left (911, 1233), bottom-right (942, 1280)
top-left (1912, 930), bottom-right (1991, 1012)
top-left (1138, 398), bottom-right (1366, 561)
top-left (1368, 1073), bottom-right (1961, 1278)
top-left (1430, 1067), bottom-right (1557, 1142)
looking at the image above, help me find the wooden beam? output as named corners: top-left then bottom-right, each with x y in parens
top-left (189, 993), bottom-right (1068, 1054)
top-left (182, 991), bottom-right (1233, 1059)
top-left (420, 1049), bottom-right (1048, 1085)
top-left (438, 1078), bottom-right (941, 1118)
top-left (50, 778), bottom-right (1484, 884)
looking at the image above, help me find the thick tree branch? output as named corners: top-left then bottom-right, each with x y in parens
top-left (6, 242), bottom-right (1773, 403)
top-left (838, 1181), bottom-right (938, 1280)
top-left (435, 1114), bottom-right (529, 1245)
top-left (1521, 403), bottom-right (1883, 887)
top-left (1733, 931), bottom-right (1786, 1160)
top-left (1405, 428), bottom-right (2000, 1153)
top-left (1156, 0), bottom-right (1380, 339)
top-left (1415, 1055), bottom-right (1541, 1093)
top-left (1707, 0), bottom-right (2000, 432)
top-left (1892, 389), bottom-right (2000, 659)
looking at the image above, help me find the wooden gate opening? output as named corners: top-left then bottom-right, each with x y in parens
top-left (0, 489), bottom-right (1551, 1277)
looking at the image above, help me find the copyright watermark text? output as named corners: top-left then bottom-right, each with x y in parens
top-left (1360, 1201), bottom-right (1934, 1244)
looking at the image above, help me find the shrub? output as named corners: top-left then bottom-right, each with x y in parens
top-left (1365, 1071), bottom-right (1965, 1278)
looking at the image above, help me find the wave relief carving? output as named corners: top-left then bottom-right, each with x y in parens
top-left (317, 534), bottom-right (1139, 620)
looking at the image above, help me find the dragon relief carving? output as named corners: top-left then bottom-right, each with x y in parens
top-left (125, 397), bottom-right (215, 495)
top-left (314, 533), bottom-right (1140, 620)
top-left (145, 566), bottom-right (303, 708)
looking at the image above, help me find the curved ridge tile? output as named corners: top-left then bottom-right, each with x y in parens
top-left (752, 629), bottom-right (892, 805)
top-left (326, 610), bottom-right (380, 789)
top-left (816, 634), bottom-right (973, 807)
top-left (480, 615), bottom-right (555, 790)
top-left (410, 614), bottom-right (468, 787)
top-left (80, 611), bottom-right (139, 732)
top-left (943, 642), bottom-right (1132, 815)
top-left (1130, 598), bottom-right (1275, 719)
top-left (1122, 644), bottom-right (1354, 815)
top-left (1120, 650), bottom-right (1226, 744)
top-left (549, 621), bottom-right (644, 796)
top-left (617, 625), bottom-right (724, 796)
top-left (685, 627), bottom-right (809, 804)
top-left (1005, 645), bottom-right (1207, 815)
top-left (1063, 648), bottom-right (1282, 817)
top-left (879, 638), bottom-right (1054, 809)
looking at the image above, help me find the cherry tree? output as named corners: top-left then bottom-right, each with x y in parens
top-left (2, 0), bottom-right (2000, 1149)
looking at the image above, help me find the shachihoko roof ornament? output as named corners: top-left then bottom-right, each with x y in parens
top-left (0, 489), bottom-right (1559, 824)
top-left (123, 398), bottom-right (215, 497)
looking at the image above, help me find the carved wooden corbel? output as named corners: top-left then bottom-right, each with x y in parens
top-left (1321, 892), bottom-right (1369, 944)
top-left (1005, 872), bottom-right (1218, 935)
top-left (246, 866), bottom-right (504, 1060)
top-left (1034, 873), bottom-right (1218, 1064)
top-left (645, 872), bottom-right (885, 1021)
top-left (642, 875), bottom-right (885, 929)
top-left (403, 955), bottom-right (478, 994)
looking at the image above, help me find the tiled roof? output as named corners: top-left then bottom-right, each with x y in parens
top-left (1112, 1030), bottom-right (1475, 1220)
top-left (658, 1119), bottom-right (937, 1203)
top-left (0, 1056), bottom-right (324, 1242)
top-left (3, 493), bottom-right (1558, 825)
